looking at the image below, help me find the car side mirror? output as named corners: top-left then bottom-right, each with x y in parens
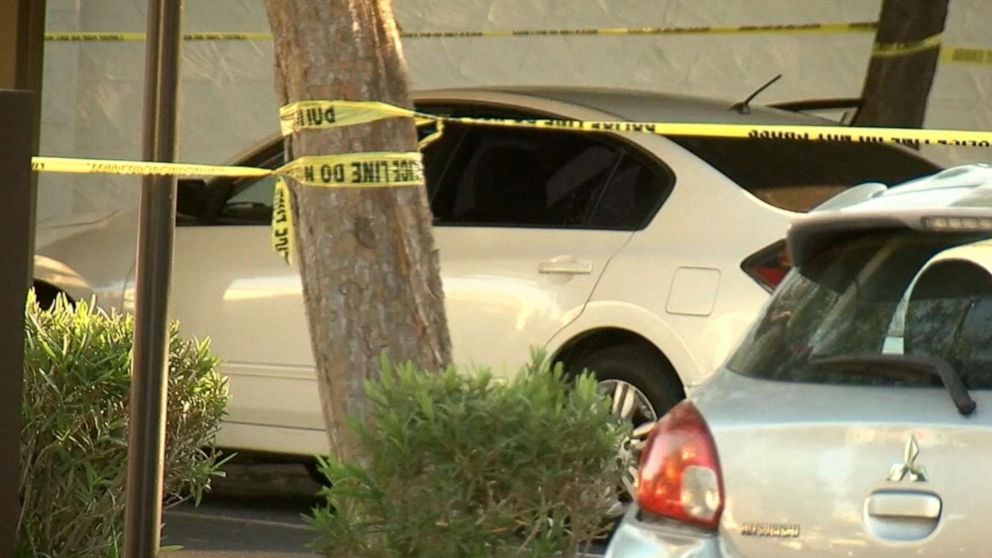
top-left (177, 178), bottom-right (207, 220)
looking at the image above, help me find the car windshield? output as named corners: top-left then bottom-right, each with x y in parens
top-left (727, 229), bottom-right (992, 389)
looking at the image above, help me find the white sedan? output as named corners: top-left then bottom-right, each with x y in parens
top-left (33, 87), bottom-right (939, 458)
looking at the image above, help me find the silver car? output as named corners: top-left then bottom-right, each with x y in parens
top-left (607, 164), bottom-right (992, 557)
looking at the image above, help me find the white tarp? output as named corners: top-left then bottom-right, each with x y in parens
top-left (38, 0), bottom-right (992, 225)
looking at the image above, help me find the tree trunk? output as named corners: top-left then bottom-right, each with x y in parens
top-left (852, 0), bottom-right (949, 127)
top-left (264, 0), bottom-right (451, 462)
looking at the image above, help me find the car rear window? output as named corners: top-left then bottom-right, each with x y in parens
top-left (669, 137), bottom-right (941, 212)
top-left (727, 230), bottom-right (992, 389)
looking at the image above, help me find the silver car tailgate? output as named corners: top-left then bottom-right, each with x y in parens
top-left (695, 369), bottom-right (992, 558)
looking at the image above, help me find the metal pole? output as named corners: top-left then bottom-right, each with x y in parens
top-left (0, 89), bottom-right (34, 558)
top-left (0, 2), bottom-right (45, 554)
top-left (123, 0), bottom-right (183, 556)
top-left (14, 0), bottom-right (46, 276)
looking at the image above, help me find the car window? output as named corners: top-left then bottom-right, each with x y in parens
top-left (420, 121), bottom-right (466, 201)
top-left (669, 137), bottom-right (941, 212)
top-left (194, 102), bottom-right (676, 229)
top-left (727, 230), bottom-right (992, 388)
top-left (429, 124), bottom-right (671, 229)
top-left (588, 154), bottom-right (670, 229)
top-left (198, 121), bottom-right (456, 226)
top-left (214, 149), bottom-right (285, 225)
top-left (957, 296), bottom-right (992, 386)
top-left (228, 177), bottom-right (279, 206)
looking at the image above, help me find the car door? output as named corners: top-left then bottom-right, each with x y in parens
top-left (426, 119), bottom-right (669, 374)
top-left (170, 142), bottom-right (327, 437)
top-left (168, 116), bottom-right (487, 442)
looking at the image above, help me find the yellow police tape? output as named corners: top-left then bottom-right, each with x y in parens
top-left (872, 32), bottom-right (942, 58)
top-left (30, 156), bottom-right (271, 177)
top-left (942, 47), bottom-right (992, 66)
top-left (276, 152), bottom-right (425, 262)
top-left (31, 153), bottom-right (424, 185)
top-left (279, 99), bottom-right (992, 148)
top-left (282, 152), bottom-right (425, 188)
top-left (45, 22), bottom-right (878, 43)
top-left (271, 177), bottom-right (294, 263)
top-left (32, 99), bottom-right (992, 265)
top-left (31, 152), bottom-right (424, 265)
top-left (45, 27), bottom-right (992, 66)
top-left (399, 21), bottom-right (878, 39)
top-left (44, 32), bottom-right (275, 42)
top-left (279, 100), bottom-right (412, 136)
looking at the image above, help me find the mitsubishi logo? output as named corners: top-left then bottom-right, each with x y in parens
top-left (887, 435), bottom-right (928, 483)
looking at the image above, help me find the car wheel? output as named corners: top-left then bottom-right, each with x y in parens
top-left (570, 344), bottom-right (684, 517)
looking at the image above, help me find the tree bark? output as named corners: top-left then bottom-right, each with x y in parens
top-left (852, 0), bottom-right (949, 127)
top-left (264, 0), bottom-right (451, 462)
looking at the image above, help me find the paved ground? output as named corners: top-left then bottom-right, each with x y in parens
top-left (164, 500), bottom-right (318, 557)
top-left (162, 459), bottom-right (606, 557)
top-left (163, 461), bottom-right (322, 557)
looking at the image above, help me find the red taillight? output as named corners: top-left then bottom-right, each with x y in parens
top-left (635, 401), bottom-right (724, 530)
top-left (743, 240), bottom-right (791, 291)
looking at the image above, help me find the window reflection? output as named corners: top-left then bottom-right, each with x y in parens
top-left (728, 231), bottom-right (992, 389)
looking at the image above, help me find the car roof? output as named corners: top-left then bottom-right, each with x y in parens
top-left (788, 164), bottom-right (992, 266)
top-left (831, 164), bottom-right (992, 210)
top-left (414, 86), bottom-right (834, 126)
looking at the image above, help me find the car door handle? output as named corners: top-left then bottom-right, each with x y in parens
top-left (538, 257), bottom-right (593, 275)
top-left (867, 492), bottom-right (942, 519)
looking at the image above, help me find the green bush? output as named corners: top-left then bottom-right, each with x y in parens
top-left (311, 353), bottom-right (628, 558)
top-left (18, 293), bottom-right (229, 557)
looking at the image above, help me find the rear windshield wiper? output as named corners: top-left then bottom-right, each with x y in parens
top-left (808, 354), bottom-right (976, 416)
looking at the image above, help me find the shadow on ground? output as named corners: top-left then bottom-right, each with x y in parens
top-left (163, 458), bottom-right (323, 557)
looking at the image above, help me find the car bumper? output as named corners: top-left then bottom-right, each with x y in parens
top-left (605, 506), bottom-right (726, 558)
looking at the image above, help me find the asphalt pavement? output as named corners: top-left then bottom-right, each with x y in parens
top-left (162, 458), bottom-right (606, 557)
top-left (163, 460), bottom-right (322, 557)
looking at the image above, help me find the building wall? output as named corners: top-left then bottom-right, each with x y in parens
top-left (37, 0), bottom-right (992, 225)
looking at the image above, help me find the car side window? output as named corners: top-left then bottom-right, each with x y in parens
top-left (958, 296), bottom-right (992, 387)
top-left (210, 146), bottom-right (285, 225)
top-left (206, 122), bottom-right (456, 226)
top-left (669, 136), bottom-right (940, 213)
top-left (588, 154), bottom-right (670, 230)
top-left (220, 175), bottom-right (281, 224)
top-left (429, 125), bottom-right (670, 229)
